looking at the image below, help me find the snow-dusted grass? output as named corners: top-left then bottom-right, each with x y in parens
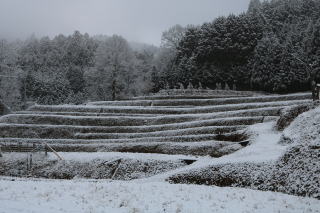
top-left (0, 132), bottom-right (246, 144)
top-left (0, 116), bottom-right (265, 146)
top-left (0, 106), bottom-right (282, 127)
top-left (0, 152), bottom-right (192, 180)
top-left (95, 141), bottom-right (242, 157)
top-left (0, 116), bottom-right (263, 136)
top-left (131, 94), bottom-right (249, 100)
top-left (45, 151), bottom-right (198, 162)
top-left (0, 123), bottom-right (246, 139)
top-left (0, 177), bottom-right (319, 213)
top-left (0, 136), bottom-right (240, 145)
top-left (88, 93), bottom-right (311, 106)
top-left (0, 123), bottom-right (247, 135)
top-left (17, 111), bottom-right (166, 117)
top-left (0, 139), bottom-right (243, 156)
top-left (27, 99), bottom-right (311, 115)
top-left (74, 129), bottom-right (247, 141)
top-left (156, 88), bottom-right (257, 96)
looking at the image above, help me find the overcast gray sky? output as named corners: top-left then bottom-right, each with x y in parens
top-left (0, 0), bottom-right (250, 46)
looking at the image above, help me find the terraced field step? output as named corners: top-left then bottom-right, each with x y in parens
top-left (73, 129), bottom-right (247, 140)
top-left (0, 123), bottom-right (246, 139)
top-left (0, 140), bottom-right (245, 156)
top-left (131, 95), bottom-right (250, 100)
top-left (16, 111), bottom-right (165, 117)
top-left (0, 152), bottom-right (197, 180)
top-left (71, 131), bottom-right (247, 141)
top-left (0, 116), bottom-right (274, 139)
top-left (0, 107), bottom-right (283, 126)
top-left (88, 93), bottom-right (311, 107)
top-left (0, 132), bottom-right (246, 144)
top-left (153, 89), bottom-right (256, 96)
top-left (26, 99), bottom-right (311, 115)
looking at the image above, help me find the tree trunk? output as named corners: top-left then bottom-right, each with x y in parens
top-left (0, 100), bottom-right (11, 116)
top-left (112, 79), bottom-right (116, 101)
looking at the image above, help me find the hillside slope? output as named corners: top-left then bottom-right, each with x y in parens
top-left (169, 105), bottom-right (320, 199)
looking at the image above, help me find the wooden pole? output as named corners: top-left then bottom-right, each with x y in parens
top-left (29, 154), bottom-right (33, 170)
top-left (98, 158), bottom-right (121, 168)
top-left (26, 155), bottom-right (29, 171)
top-left (44, 143), bottom-right (63, 160)
top-left (111, 159), bottom-right (121, 180)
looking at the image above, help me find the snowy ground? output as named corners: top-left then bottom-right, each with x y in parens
top-left (0, 96), bottom-right (318, 212)
top-left (0, 177), bottom-right (319, 213)
top-left (2, 121), bottom-right (319, 213)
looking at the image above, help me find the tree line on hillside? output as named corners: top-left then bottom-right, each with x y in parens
top-left (1, 0), bottom-right (319, 110)
top-left (153, 0), bottom-right (320, 93)
top-left (0, 33), bottom-right (157, 109)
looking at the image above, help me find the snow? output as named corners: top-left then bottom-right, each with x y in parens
top-left (283, 106), bottom-right (320, 145)
top-left (224, 121), bottom-right (285, 163)
top-left (73, 125), bottom-right (244, 138)
top-left (0, 117), bottom-right (261, 132)
top-left (142, 121), bottom-right (285, 182)
top-left (166, 107), bottom-right (320, 199)
top-left (45, 152), bottom-right (198, 162)
top-left (5, 106), bottom-right (282, 120)
top-left (0, 177), bottom-right (319, 213)
top-left (0, 94), bottom-right (317, 212)
top-left (88, 93), bottom-right (311, 106)
top-left (29, 99), bottom-right (311, 113)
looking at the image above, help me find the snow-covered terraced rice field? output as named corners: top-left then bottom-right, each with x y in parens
top-left (0, 92), bottom-right (312, 179)
top-left (1, 91), bottom-right (319, 212)
top-left (25, 99), bottom-right (311, 115)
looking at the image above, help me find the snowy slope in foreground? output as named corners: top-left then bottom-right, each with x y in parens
top-left (0, 177), bottom-right (319, 213)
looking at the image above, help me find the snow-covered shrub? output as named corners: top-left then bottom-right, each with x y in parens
top-left (168, 162), bottom-right (271, 187)
top-left (0, 154), bottom-right (188, 180)
top-left (268, 144), bottom-right (320, 199)
top-left (276, 102), bottom-right (318, 131)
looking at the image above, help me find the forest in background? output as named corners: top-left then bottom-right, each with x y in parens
top-left (156, 0), bottom-right (320, 93)
top-left (0, 0), bottom-right (320, 110)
